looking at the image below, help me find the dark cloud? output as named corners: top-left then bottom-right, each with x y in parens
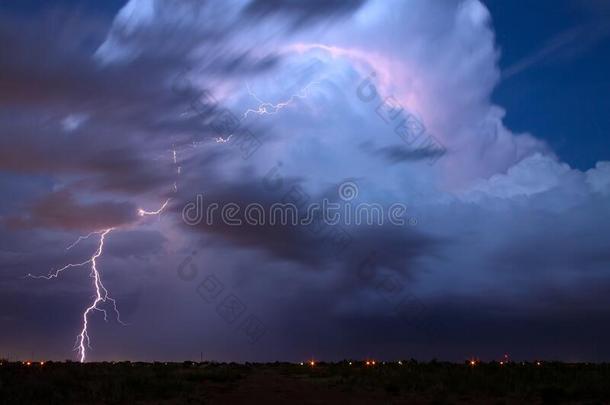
top-left (4, 190), bottom-right (137, 231)
top-left (178, 176), bottom-right (442, 277)
top-left (0, 118), bottom-right (174, 193)
top-left (0, 9), bottom-right (239, 198)
top-left (369, 144), bottom-right (448, 164)
top-left (243, 0), bottom-right (368, 27)
top-left (1, 0), bottom-right (610, 363)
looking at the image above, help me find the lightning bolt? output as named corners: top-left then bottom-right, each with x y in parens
top-left (171, 145), bottom-right (182, 192)
top-left (213, 135), bottom-right (233, 143)
top-left (208, 81), bottom-right (319, 144)
top-left (27, 76), bottom-right (313, 362)
top-left (26, 228), bottom-right (122, 362)
top-left (27, 147), bottom-right (177, 362)
top-left (65, 231), bottom-right (102, 251)
top-left (74, 228), bottom-right (123, 363)
top-left (242, 81), bottom-right (319, 119)
top-left (138, 198), bottom-right (171, 217)
top-left (26, 230), bottom-right (109, 280)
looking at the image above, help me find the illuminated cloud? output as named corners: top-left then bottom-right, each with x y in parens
top-left (1, 0), bottom-right (609, 361)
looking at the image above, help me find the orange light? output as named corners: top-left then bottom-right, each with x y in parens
top-left (470, 360), bottom-right (476, 366)
top-left (365, 361), bottom-right (370, 366)
top-left (40, 361), bottom-right (45, 366)
top-left (26, 361), bottom-right (32, 366)
top-left (371, 360), bottom-right (376, 365)
top-left (309, 361), bottom-right (315, 367)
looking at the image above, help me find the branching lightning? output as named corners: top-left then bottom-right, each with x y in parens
top-left (138, 198), bottom-right (171, 217)
top-left (27, 230), bottom-right (110, 281)
top-left (242, 81), bottom-right (319, 119)
top-left (65, 230), bottom-right (103, 251)
top-left (74, 228), bottom-right (124, 363)
top-left (27, 228), bottom-right (122, 362)
top-left (209, 82), bottom-right (318, 144)
top-left (27, 148), bottom-right (178, 362)
top-left (27, 77), bottom-right (311, 362)
top-left (172, 146), bottom-right (180, 192)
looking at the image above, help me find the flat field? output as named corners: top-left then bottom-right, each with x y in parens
top-left (1, 361), bottom-right (609, 404)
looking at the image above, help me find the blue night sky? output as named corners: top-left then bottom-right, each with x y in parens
top-left (486, 0), bottom-right (610, 170)
top-left (1, 0), bottom-right (609, 363)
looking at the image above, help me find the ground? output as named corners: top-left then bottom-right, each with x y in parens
top-left (1, 361), bottom-right (609, 404)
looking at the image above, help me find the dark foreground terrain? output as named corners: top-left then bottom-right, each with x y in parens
top-left (2, 360), bottom-right (610, 404)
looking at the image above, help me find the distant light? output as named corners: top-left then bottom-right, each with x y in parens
top-left (470, 360), bottom-right (476, 366)
top-left (398, 361), bottom-right (403, 365)
top-left (40, 361), bottom-right (45, 366)
top-left (348, 362), bottom-right (352, 366)
top-left (371, 360), bottom-right (376, 365)
top-left (500, 361), bottom-right (504, 365)
top-left (309, 360), bottom-right (315, 367)
top-left (26, 361), bottom-right (32, 366)
top-left (299, 362), bottom-right (304, 366)
top-left (365, 361), bottom-right (370, 366)
top-left (536, 361), bottom-right (541, 366)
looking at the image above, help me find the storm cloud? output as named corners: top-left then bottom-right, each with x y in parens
top-left (1, 0), bottom-right (609, 362)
